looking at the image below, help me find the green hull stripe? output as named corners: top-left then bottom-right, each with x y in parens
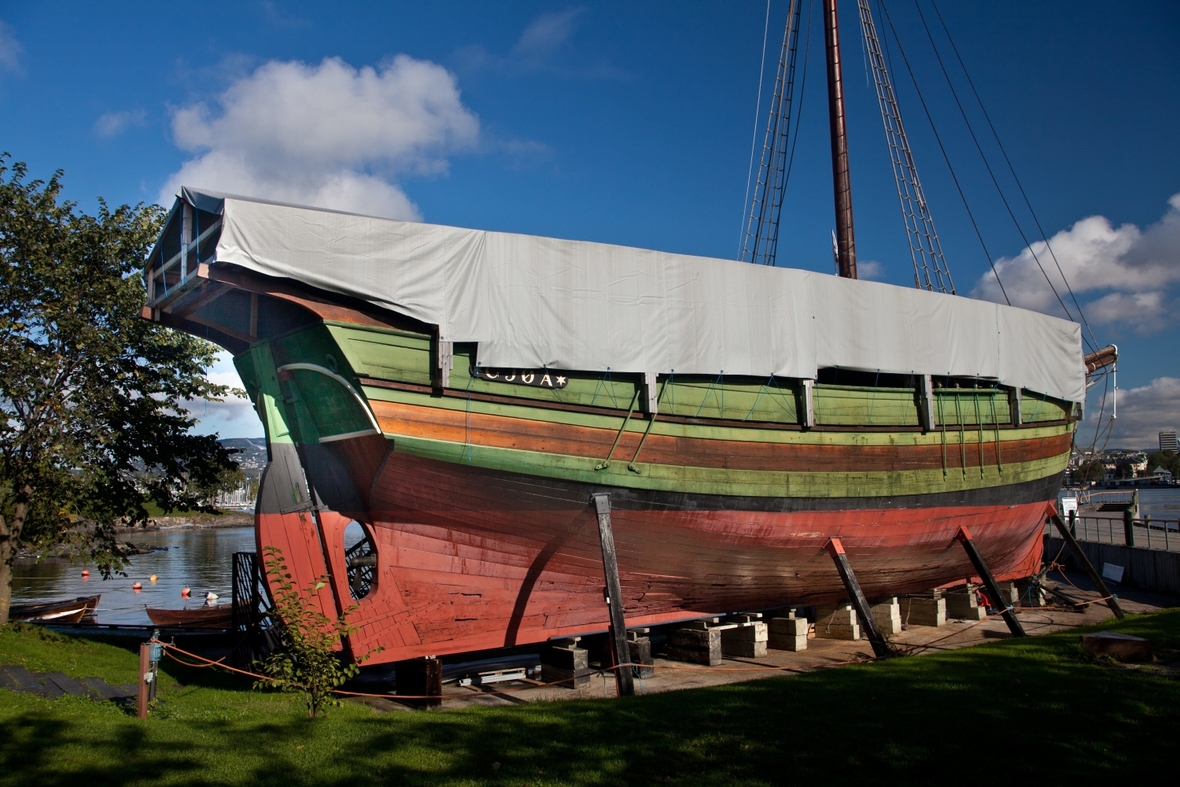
top-left (361, 384), bottom-right (1071, 449)
top-left (388, 434), bottom-right (1068, 499)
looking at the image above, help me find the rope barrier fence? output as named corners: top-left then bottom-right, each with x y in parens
top-left (151, 587), bottom-right (1119, 705)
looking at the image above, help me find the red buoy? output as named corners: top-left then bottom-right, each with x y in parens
top-left (132, 582), bottom-right (143, 591)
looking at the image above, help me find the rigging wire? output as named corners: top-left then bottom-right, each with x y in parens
top-left (927, 0), bottom-right (1100, 354)
top-left (776, 0), bottom-right (815, 251)
top-left (738, 0), bottom-right (775, 259)
top-left (875, 0), bottom-right (1010, 305)
top-left (859, 0), bottom-right (954, 293)
top-left (911, 0), bottom-right (1096, 352)
top-left (741, 0), bottom-right (805, 266)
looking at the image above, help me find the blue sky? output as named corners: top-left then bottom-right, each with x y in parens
top-left (2, 1), bottom-right (1177, 448)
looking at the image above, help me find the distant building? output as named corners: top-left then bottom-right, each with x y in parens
top-left (1161, 430), bottom-right (1178, 453)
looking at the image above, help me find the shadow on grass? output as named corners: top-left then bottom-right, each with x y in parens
top-left (3, 613), bottom-right (1180, 786)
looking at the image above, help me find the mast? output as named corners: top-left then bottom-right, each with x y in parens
top-left (823, 0), bottom-right (857, 278)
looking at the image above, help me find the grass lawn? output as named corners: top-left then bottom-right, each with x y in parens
top-left (2, 611), bottom-right (1179, 786)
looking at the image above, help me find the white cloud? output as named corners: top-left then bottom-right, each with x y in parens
top-left (453, 7), bottom-right (623, 80)
top-left (185, 352), bottom-right (261, 438)
top-left (857, 260), bottom-right (884, 281)
top-left (94, 109), bottom-right (147, 138)
top-left (972, 193), bottom-right (1180, 333)
top-left (161, 55), bottom-right (479, 219)
top-left (1097, 377), bottom-right (1180, 450)
top-left (512, 8), bottom-right (586, 62)
top-left (0, 21), bottom-right (22, 73)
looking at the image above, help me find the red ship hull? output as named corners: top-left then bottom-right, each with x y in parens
top-left (259, 450), bottom-right (1052, 665)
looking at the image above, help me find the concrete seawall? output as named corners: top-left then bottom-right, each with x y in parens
top-left (1046, 536), bottom-right (1180, 595)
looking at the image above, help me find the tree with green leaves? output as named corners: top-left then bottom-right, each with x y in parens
top-left (1145, 451), bottom-right (1180, 478)
top-left (0, 155), bottom-right (240, 624)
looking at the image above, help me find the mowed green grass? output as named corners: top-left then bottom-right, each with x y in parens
top-left (2, 611), bottom-right (1179, 787)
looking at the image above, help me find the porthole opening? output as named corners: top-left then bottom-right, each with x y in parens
top-left (343, 520), bottom-right (377, 600)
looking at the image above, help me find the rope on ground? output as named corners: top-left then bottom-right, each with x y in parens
top-left (153, 594), bottom-right (1120, 704)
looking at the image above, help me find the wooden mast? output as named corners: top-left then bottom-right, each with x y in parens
top-left (823, 0), bottom-right (857, 278)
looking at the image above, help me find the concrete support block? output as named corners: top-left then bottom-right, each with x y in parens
top-left (721, 622), bottom-right (768, 658)
top-left (993, 581), bottom-right (1020, 609)
top-left (945, 586), bottom-right (987, 621)
top-left (667, 627), bottom-right (723, 666)
top-left (767, 616), bottom-right (809, 651)
top-left (627, 635), bottom-right (655, 677)
top-left (905, 593), bottom-right (946, 627)
top-left (814, 603), bottom-right (860, 640)
top-left (1015, 578), bottom-right (1047, 607)
top-left (1081, 632), bottom-right (1151, 663)
top-left (541, 644), bottom-right (591, 688)
top-left (869, 597), bottom-right (901, 635)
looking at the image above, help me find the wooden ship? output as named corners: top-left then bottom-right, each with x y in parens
top-left (140, 1), bottom-right (1108, 666)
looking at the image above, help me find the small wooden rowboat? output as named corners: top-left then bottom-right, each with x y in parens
top-left (145, 604), bottom-right (233, 629)
top-left (10, 595), bottom-right (100, 624)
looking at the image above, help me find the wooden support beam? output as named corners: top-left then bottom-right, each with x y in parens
top-left (918, 375), bottom-right (936, 432)
top-left (590, 493), bottom-right (636, 697)
top-left (396, 657), bottom-right (442, 708)
top-left (955, 526), bottom-right (1026, 637)
top-left (824, 538), bottom-right (890, 658)
top-left (802, 379), bottom-right (816, 429)
top-left (1048, 514), bottom-right (1125, 620)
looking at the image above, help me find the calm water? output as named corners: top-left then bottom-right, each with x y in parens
top-left (1060, 486), bottom-right (1180, 521)
top-left (11, 526), bottom-right (256, 625)
top-left (1137, 487), bottom-right (1180, 521)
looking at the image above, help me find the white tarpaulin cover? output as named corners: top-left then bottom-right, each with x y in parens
top-left (175, 188), bottom-right (1085, 402)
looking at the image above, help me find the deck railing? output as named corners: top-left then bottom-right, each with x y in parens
top-left (1045, 514), bottom-right (1180, 552)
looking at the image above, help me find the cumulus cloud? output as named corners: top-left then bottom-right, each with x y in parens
top-left (94, 109), bottom-right (147, 138)
top-left (160, 55), bottom-right (480, 219)
top-left (0, 21), bottom-right (22, 73)
top-left (1098, 377), bottom-right (1180, 450)
top-left (972, 193), bottom-right (1180, 333)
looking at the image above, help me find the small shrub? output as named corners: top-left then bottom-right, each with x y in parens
top-left (255, 545), bottom-right (377, 717)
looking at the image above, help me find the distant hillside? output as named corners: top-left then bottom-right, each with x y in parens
top-left (220, 437), bottom-right (267, 478)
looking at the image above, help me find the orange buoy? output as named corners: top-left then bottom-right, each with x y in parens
top-left (132, 582), bottom-right (143, 591)
top-left (149, 575), bottom-right (158, 584)
top-left (81, 569), bottom-right (90, 577)
top-left (181, 587), bottom-right (191, 597)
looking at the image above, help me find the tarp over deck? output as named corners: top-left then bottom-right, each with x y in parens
top-left (152, 188), bottom-right (1085, 403)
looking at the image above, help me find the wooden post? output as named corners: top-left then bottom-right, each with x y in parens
top-left (137, 643), bottom-right (151, 719)
top-left (1123, 508), bottom-right (1136, 547)
top-left (824, 538), bottom-right (890, 658)
top-left (396, 657), bottom-right (442, 708)
top-left (1049, 514), bottom-right (1125, 620)
top-left (955, 527), bottom-right (1026, 637)
top-left (591, 493), bottom-right (636, 697)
